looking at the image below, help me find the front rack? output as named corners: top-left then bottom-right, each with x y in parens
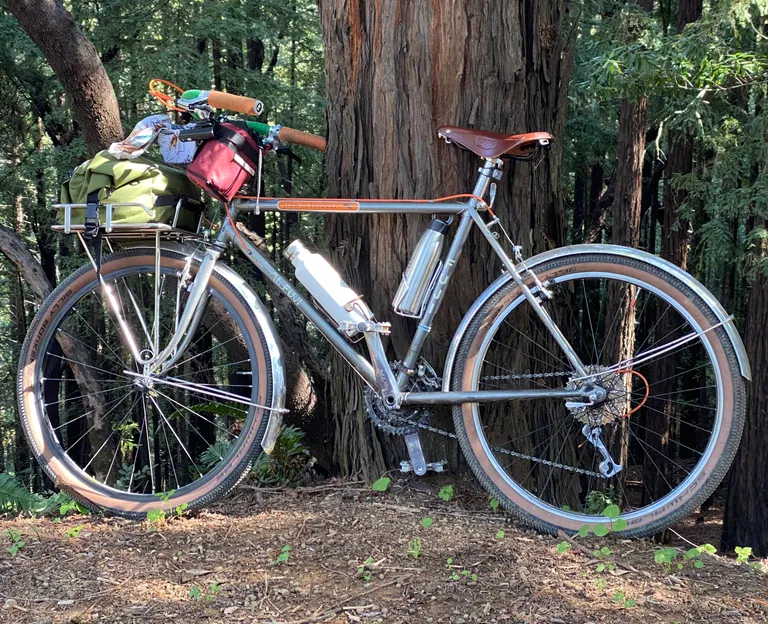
top-left (51, 201), bottom-right (204, 239)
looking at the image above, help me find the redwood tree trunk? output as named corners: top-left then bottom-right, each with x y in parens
top-left (722, 269), bottom-right (768, 556)
top-left (6, 0), bottom-right (123, 155)
top-left (319, 0), bottom-right (575, 477)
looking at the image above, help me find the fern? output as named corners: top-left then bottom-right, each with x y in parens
top-left (0, 473), bottom-right (34, 512)
top-left (200, 440), bottom-right (233, 472)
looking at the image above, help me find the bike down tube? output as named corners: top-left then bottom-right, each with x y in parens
top-left (221, 218), bottom-right (380, 388)
top-left (469, 208), bottom-right (589, 378)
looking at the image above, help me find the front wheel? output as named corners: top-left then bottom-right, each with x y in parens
top-left (17, 248), bottom-right (276, 517)
top-left (451, 250), bottom-right (745, 537)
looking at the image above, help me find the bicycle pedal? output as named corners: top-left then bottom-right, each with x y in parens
top-left (400, 460), bottom-right (447, 474)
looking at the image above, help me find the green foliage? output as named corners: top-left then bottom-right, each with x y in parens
top-left (489, 496), bottom-right (500, 511)
top-left (253, 426), bottom-right (310, 487)
top-left (5, 528), bottom-right (24, 556)
top-left (556, 541), bottom-right (570, 554)
top-left (146, 509), bottom-right (166, 527)
top-left (735, 546), bottom-right (752, 564)
top-left (437, 485), bottom-right (454, 502)
top-left (371, 477), bottom-right (390, 493)
top-left (189, 582), bottom-right (220, 603)
top-left (654, 547), bottom-right (679, 572)
top-left (613, 589), bottom-right (636, 608)
top-left (270, 544), bottom-right (292, 566)
top-left (0, 473), bottom-right (34, 512)
top-left (406, 537), bottom-right (422, 559)
top-left (64, 525), bottom-right (84, 539)
top-left (200, 441), bottom-right (234, 472)
top-left (421, 517), bottom-right (433, 528)
top-left (496, 529), bottom-right (505, 540)
top-left (357, 557), bottom-right (374, 582)
top-left (446, 558), bottom-right (478, 583)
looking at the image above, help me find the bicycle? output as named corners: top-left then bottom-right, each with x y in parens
top-left (16, 83), bottom-right (749, 537)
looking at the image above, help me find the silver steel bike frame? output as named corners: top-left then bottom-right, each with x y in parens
top-left (144, 158), bottom-right (592, 407)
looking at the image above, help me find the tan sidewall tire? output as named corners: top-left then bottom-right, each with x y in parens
top-left (451, 254), bottom-right (745, 537)
top-left (17, 250), bottom-right (272, 517)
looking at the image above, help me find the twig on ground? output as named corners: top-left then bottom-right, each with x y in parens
top-left (557, 530), bottom-right (645, 576)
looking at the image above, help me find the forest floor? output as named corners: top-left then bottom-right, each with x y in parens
top-left (0, 477), bottom-right (766, 624)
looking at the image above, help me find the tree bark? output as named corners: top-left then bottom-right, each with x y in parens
top-left (319, 0), bottom-right (575, 478)
top-left (722, 269), bottom-right (768, 556)
top-left (646, 0), bottom-right (702, 505)
top-left (6, 0), bottom-right (122, 155)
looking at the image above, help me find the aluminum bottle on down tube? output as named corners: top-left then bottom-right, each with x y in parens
top-left (284, 240), bottom-right (373, 337)
top-left (392, 218), bottom-right (449, 317)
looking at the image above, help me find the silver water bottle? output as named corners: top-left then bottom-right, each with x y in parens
top-left (392, 218), bottom-right (449, 318)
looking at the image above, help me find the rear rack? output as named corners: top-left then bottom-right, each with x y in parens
top-left (52, 201), bottom-right (203, 239)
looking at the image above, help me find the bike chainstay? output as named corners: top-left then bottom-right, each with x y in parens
top-left (391, 371), bottom-right (606, 479)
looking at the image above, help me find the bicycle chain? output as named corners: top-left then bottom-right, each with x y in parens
top-left (386, 371), bottom-right (605, 479)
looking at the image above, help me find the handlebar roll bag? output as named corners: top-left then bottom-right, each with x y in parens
top-left (186, 122), bottom-right (262, 202)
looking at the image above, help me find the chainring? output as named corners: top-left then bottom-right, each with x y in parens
top-left (363, 361), bottom-right (437, 435)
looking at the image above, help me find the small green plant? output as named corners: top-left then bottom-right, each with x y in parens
top-left (64, 525), bottom-right (84, 539)
top-left (735, 546), bottom-right (752, 564)
top-left (495, 529), bottom-right (505, 540)
top-left (446, 558), bottom-right (478, 582)
top-left (556, 541), bottom-right (570, 554)
top-left (585, 488), bottom-right (618, 515)
top-left (253, 425), bottom-right (311, 486)
top-left (421, 516), bottom-right (433, 528)
top-left (357, 557), bottom-right (375, 582)
top-left (407, 537), bottom-right (422, 559)
top-left (577, 504), bottom-right (626, 537)
top-left (6, 529), bottom-right (24, 557)
top-left (654, 547), bottom-right (680, 573)
top-left (613, 589), bottom-right (636, 608)
top-left (371, 477), bottom-right (390, 492)
top-left (683, 544), bottom-right (716, 569)
top-left (438, 485), bottom-right (454, 502)
top-left (270, 544), bottom-right (292, 566)
top-left (146, 508), bottom-right (166, 527)
top-left (594, 545), bottom-right (616, 573)
top-left (175, 502), bottom-right (189, 518)
top-left (58, 497), bottom-right (90, 518)
top-left (489, 496), bottom-right (500, 511)
top-left (189, 582), bottom-right (221, 603)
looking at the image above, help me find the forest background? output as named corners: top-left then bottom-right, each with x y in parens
top-left (0, 0), bottom-right (767, 555)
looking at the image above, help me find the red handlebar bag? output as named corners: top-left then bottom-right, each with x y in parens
top-left (186, 122), bottom-right (261, 203)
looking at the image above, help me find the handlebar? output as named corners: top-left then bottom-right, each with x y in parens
top-left (208, 91), bottom-right (264, 116)
top-left (166, 84), bottom-right (327, 152)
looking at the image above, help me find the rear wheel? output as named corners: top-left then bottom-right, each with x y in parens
top-left (17, 248), bottom-right (274, 517)
top-left (451, 251), bottom-right (745, 537)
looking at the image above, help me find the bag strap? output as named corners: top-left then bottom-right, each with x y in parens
top-left (213, 124), bottom-right (262, 166)
top-left (83, 190), bottom-right (103, 276)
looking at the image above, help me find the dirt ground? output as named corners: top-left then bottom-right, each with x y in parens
top-left (0, 477), bottom-right (766, 624)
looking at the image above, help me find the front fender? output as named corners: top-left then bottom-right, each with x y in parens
top-left (126, 241), bottom-right (286, 454)
top-left (442, 244), bottom-right (750, 390)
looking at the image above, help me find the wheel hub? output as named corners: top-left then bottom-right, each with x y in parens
top-left (565, 366), bottom-right (629, 426)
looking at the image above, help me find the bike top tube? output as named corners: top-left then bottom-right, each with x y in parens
top-left (233, 197), bottom-right (470, 215)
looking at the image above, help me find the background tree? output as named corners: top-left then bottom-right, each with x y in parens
top-left (318, 0), bottom-right (576, 478)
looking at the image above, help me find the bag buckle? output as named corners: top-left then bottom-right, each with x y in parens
top-left (83, 191), bottom-right (100, 239)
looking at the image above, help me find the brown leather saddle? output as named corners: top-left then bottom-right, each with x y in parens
top-left (437, 125), bottom-right (552, 159)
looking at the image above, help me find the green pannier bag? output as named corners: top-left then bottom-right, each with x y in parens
top-left (58, 150), bottom-right (204, 232)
